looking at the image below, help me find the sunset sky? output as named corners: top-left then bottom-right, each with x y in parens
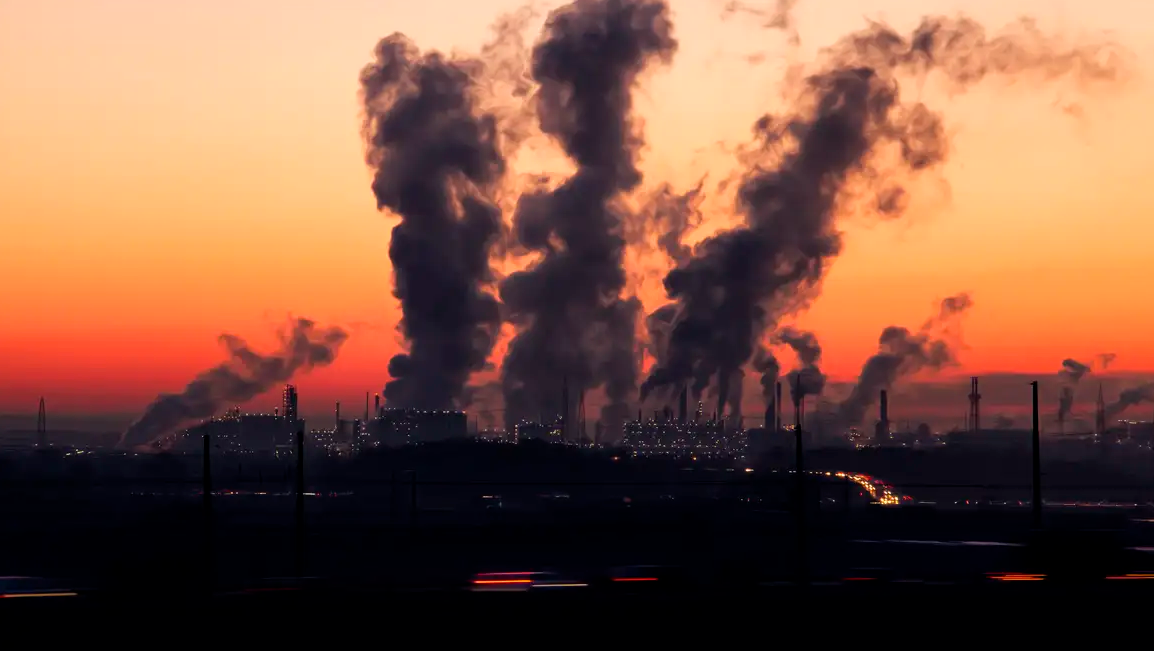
top-left (2, 0), bottom-right (1153, 422)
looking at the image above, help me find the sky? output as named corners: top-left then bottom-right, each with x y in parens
top-left (2, 0), bottom-right (1154, 424)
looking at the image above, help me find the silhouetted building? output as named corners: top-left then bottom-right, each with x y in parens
top-left (282, 385), bottom-right (298, 422)
top-left (369, 408), bottom-right (467, 447)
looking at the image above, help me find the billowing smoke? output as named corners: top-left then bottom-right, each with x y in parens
top-left (641, 12), bottom-right (1125, 413)
top-left (775, 327), bottom-right (825, 401)
top-left (639, 180), bottom-right (706, 266)
top-left (1105, 383), bottom-right (1154, 420)
top-left (835, 293), bottom-right (972, 426)
top-left (1097, 352), bottom-right (1117, 370)
top-left (499, 0), bottom-right (677, 432)
top-left (121, 319), bottom-right (348, 449)
top-left (360, 32), bottom-right (507, 410)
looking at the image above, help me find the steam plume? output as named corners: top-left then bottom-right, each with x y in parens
top-left (360, 31), bottom-right (507, 410)
top-left (499, 0), bottom-right (677, 432)
top-left (775, 327), bottom-right (825, 400)
top-left (642, 13), bottom-right (1125, 408)
top-left (1105, 383), bottom-right (1154, 420)
top-left (835, 293), bottom-right (972, 426)
top-left (1056, 358), bottom-right (1091, 424)
top-left (121, 319), bottom-right (348, 449)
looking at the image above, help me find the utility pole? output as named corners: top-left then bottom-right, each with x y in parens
top-left (794, 374), bottom-right (806, 585)
top-left (295, 427), bottom-right (306, 577)
top-left (202, 429), bottom-right (214, 593)
top-left (1031, 381), bottom-right (1042, 528)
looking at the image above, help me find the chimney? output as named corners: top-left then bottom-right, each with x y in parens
top-left (364, 392), bottom-right (369, 423)
top-left (775, 381), bottom-right (782, 433)
top-left (374, 393), bottom-right (380, 418)
top-left (335, 401), bottom-right (341, 429)
top-left (678, 386), bottom-right (688, 423)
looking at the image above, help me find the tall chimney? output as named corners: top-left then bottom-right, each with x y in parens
top-left (364, 392), bottom-right (369, 423)
top-left (374, 393), bottom-right (380, 419)
top-left (335, 401), bottom-right (341, 430)
top-left (678, 386), bottom-right (688, 423)
top-left (775, 381), bottom-right (783, 433)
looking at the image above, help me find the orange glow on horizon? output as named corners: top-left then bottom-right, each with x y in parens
top-left (3, 0), bottom-right (1154, 418)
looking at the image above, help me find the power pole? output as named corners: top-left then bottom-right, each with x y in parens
top-left (1031, 381), bottom-right (1042, 528)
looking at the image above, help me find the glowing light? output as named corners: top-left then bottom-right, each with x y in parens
top-left (613, 577), bottom-right (658, 582)
top-left (0, 591), bottom-right (77, 598)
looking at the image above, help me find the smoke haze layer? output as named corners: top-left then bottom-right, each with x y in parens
top-left (641, 12), bottom-right (1127, 416)
top-left (499, 0), bottom-right (677, 432)
top-left (121, 319), bottom-right (348, 449)
top-left (360, 32), bottom-right (507, 410)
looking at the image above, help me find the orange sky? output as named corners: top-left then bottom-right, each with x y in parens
top-left (2, 0), bottom-right (1154, 418)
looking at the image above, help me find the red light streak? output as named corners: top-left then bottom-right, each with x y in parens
top-left (473, 579), bottom-right (532, 585)
top-left (613, 577), bottom-right (658, 582)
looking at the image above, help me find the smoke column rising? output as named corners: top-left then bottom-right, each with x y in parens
top-left (499, 0), bottom-right (678, 432)
top-left (121, 319), bottom-right (348, 449)
top-left (1057, 358), bottom-right (1091, 424)
top-left (775, 326), bottom-right (825, 401)
top-left (642, 11), bottom-right (1127, 412)
top-left (360, 32), bottom-right (507, 410)
top-left (835, 293), bottom-right (973, 427)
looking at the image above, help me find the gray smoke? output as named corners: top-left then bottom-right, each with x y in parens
top-left (360, 31), bottom-right (507, 410)
top-left (641, 13), bottom-right (1125, 410)
top-left (835, 293), bottom-right (972, 426)
top-left (775, 326), bottom-right (825, 401)
top-left (639, 180), bottom-right (706, 266)
top-left (121, 319), bottom-right (348, 449)
top-left (721, 0), bottom-right (799, 45)
top-left (1097, 352), bottom-right (1117, 370)
top-left (1057, 358), bottom-right (1091, 424)
top-left (1105, 383), bottom-right (1154, 420)
top-left (499, 0), bottom-right (677, 434)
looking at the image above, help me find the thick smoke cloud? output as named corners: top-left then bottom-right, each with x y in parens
top-left (499, 0), bottom-right (677, 432)
top-left (834, 293), bottom-right (973, 427)
top-left (121, 319), bottom-right (348, 449)
top-left (360, 32), bottom-right (507, 410)
top-left (641, 12), bottom-right (1125, 414)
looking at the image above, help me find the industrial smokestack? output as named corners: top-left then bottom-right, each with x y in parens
top-left (295, 426), bottom-right (305, 577)
top-left (640, 10), bottom-right (1128, 415)
top-left (335, 401), bottom-right (341, 430)
top-left (775, 381), bottom-right (783, 432)
top-left (969, 377), bottom-right (981, 433)
top-left (374, 393), bottom-right (380, 419)
top-left (499, 0), bottom-right (678, 436)
top-left (678, 385), bottom-right (688, 423)
top-left (364, 392), bottom-right (369, 423)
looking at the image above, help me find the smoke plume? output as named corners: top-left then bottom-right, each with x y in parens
top-left (1056, 358), bottom-right (1091, 425)
top-left (499, 0), bottom-right (677, 432)
top-left (121, 319), bottom-right (348, 449)
top-left (1097, 352), bottom-right (1117, 370)
top-left (1105, 383), bottom-right (1154, 420)
top-left (775, 327), bottom-right (825, 401)
top-left (360, 31), bottom-right (507, 410)
top-left (835, 293), bottom-right (972, 427)
top-left (641, 13), bottom-right (1124, 411)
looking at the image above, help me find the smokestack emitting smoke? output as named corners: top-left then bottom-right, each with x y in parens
top-left (775, 327), bottom-right (825, 402)
top-left (1057, 358), bottom-right (1091, 425)
top-left (1105, 383), bottom-right (1154, 420)
top-left (498, 0), bottom-right (677, 433)
top-left (835, 293), bottom-right (973, 426)
top-left (122, 319), bottom-right (348, 449)
top-left (360, 27), bottom-right (507, 411)
top-left (640, 9), bottom-right (1126, 414)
